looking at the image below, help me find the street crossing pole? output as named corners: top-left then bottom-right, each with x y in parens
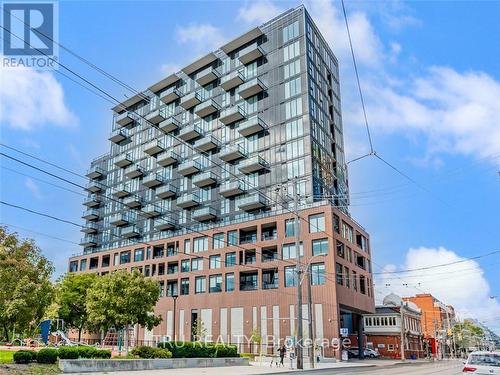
top-left (294, 177), bottom-right (303, 370)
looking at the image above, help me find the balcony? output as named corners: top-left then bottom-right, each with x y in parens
top-left (238, 193), bottom-right (268, 211)
top-left (221, 70), bottom-right (245, 91)
top-left (160, 87), bottom-right (182, 104)
top-left (82, 209), bottom-right (99, 221)
top-left (176, 193), bottom-right (200, 208)
top-left (122, 225), bottom-right (141, 239)
top-left (114, 154), bottom-right (133, 168)
top-left (194, 135), bottom-right (220, 152)
top-left (143, 173), bottom-right (165, 188)
top-left (262, 269), bottom-right (278, 289)
top-left (219, 106), bottom-right (246, 125)
top-left (144, 139), bottom-right (165, 156)
top-left (219, 181), bottom-right (245, 198)
top-left (192, 206), bottom-right (217, 222)
top-left (238, 156), bottom-right (269, 174)
top-left (109, 128), bottom-right (128, 144)
top-left (195, 99), bottom-right (220, 118)
top-left (238, 42), bottom-right (264, 65)
top-left (238, 116), bottom-right (268, 137)
top-left (180, 91), bottom-right (203, 110)
top-left (112, 184), bottom-right (131, 198)
top-left (159, 116), bottom-right (180, 134)
top-left (192, 171), bottom-right (217, 187)
top-left (80, 235), bottom-right (98, 247)
top-left (178, 124), bottom-right (203, 141)
top-left (177, 160), bottom-right (202, 176)
top-left (240, 272), bottom-right (258, 291)
top-left (85, 181), bottom-right (102, 194)
top-left (123, 196), bottom-right (142, 209)
top-left (116, 111), bottom-right (135, 127)
top-left (81, 222), bottom-right (98, 234)
top-left (124, 164), bottom-right (144, 179)
top-left (154, 216), bottom-right (177, 231)
top-left (195, 66), bottom-right (220, 86)
top-left (219, 144), bottom-right (247, 162)
top-left (143, 204), bottom-right (162, 218)
top-left (145, 108), bottom-right (166, 124)
top-left (157, 150), bottom-right (180, 167)
top-left (86, 166), bottom-right (105, 180)
top-left (110, 213), bottom-right (129, 227)
top-left (239, 78), bottom-right (266, 99)
top-left (156, 183), bottom-right (177, 199)
top-left (83, 195), bottom-right (101, 208)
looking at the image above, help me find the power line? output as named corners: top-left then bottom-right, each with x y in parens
top-left (0, 222), bottom-right (79, 245)
top-left (1, 201), bottom-right (82, 228)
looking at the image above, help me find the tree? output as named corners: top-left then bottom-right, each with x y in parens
top-left (0, 227), bottom-right (54, 342)
top-left (86, 270), bottom-right (161, 352)
top-left (454, 320), bottom-right (485, 352)
top-left (56, 273), bottom-right (98, 342)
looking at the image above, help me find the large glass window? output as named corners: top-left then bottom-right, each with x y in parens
top-left (195, 276), bottom-right (206, 294)
top-left (191, 257), bottom-right (203, 271)
top-left (120, 251), bottom-right (131, 264)
top-left (309, 213), bottom-right (325, 233)
top-left (79, 259), bottom-right (87, 271)
top-left (180, 278), bottom-right (189, 295)
top-left (213, 233), bottom-right (224, 249)
top-left (228, 230), bottom-right (238, 246)
top-left (184, 239), bottom-right (191, 254)
top-left (335, 262), bottom-right (343, 285)
top-left (283, 21), bottom-right (299, 43)
top-left (284, 98), bottom-right (302, 120)
top-left (287, 159), bottom-right (305, 179)
top-left (285, 118), bottom-right (304, 140)
top-left (193, 236), bottom-right (208, 253)
top-left (312, 238), bottom-right (328, 256)
top-left (284, 40), bottom-right (300, 62)
top-left (311, 263), bottom-right (325, 285)
top-left (284, 77), bottom-right (301, 99)
top-left (225, 252), bottom-right (236, 267)
top-left (134, 248), bottom-right (144, 262)
top-left (282, 243), bottom-right (303, 260)
top-left (225, 273), bottom-right (235, 292)
top-left (284, 59), bottom-right (301, 80)
top-left (180, 259), bottom-right (190, 272)
top-left (284, 266), bottom-right (297, 287)
top-left (286, 139), bottom-right (304, 159)
top-left (209, 255), bottom-right (221, 269)
top-left (209, 274), bottom-right (222, 293)
top-left (285, 218), bottom-right (295, 237)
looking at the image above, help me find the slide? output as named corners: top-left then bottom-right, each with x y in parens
top-left (55, 330), bottom-right (77, 346)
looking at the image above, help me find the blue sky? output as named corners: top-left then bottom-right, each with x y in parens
top-left (1, 0), bottom-right (499, 332)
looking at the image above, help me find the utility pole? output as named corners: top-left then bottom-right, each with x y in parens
top-left (306, 264), bottom-right (315, 368)
top-left (400, 302), bottom-right (405, 361)
top-left (445, 308), bottom-right (455, 359)
top-left (294, 177), bottom-right (303, 370)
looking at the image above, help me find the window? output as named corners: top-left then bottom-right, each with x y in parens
top-left (79, 259), bottom-right (87, 271)
top-left (360, 275), bottom-right (366, 294)
top-left (69, 261), bottom-right (78, 272)
top-left (228, 230), bottom-right (237, 246)
top-left (184, 239), bottom-right (191, 254)
top-left (284, 59), bottom-right (300, 79)
top-left (180, 278), bottom-right (189, 295)
top-left (159, 281), bottom-right (164, 297)
top-left (284, 98), bottom-right (302, 119)
top-left (191, 257), bottom-right (203, 271)
top-left (284, 266), bottom-right (297, 287)
top-left (282, 242), bottom-right (303, 260)
top-left (225, 252), bottom-right (236, 267)
top-left (193, 236), bottom-right (208, 253)
top-left (195, 276), bottom-right (206, 294)
top-left (283, 40), bottom-right (300, 62)
top-left (209, 255), bottom-right (221, 269)
top-left (388, 344), bottom-right (394, 352)
top-left (284, 77), bottom-right (301, 99)
top-left (287, 159), bottom-right (305, 179)
top-left (311, 263), bottom-right (325, 285)
top-left (283, 21), bottom-right (299, 43)
top-left (134, 248), bottom-right (144, 262)
top-left (342, 222), bottom-right (353, 242)
top-left (120, 251), bottom-right (131, 264)
top-left (213, 233), bottom-right (224, 249)
top-left (333, 214), bottom-right (340, 233)
top-left (209, 274), bottom-right (222, 293)
top-left (181, 259), bottom-right (190, 272)
top-left (286, 139), bottom-right (304, 159)
top-left (344, 267), bottom-right (350, 288)
top-left (285, 118), bottom-right (304, 140)
top-left (312, 238), bottom-right (328, 256)
top-left (356, 233), bottom-right (368, 251)
top-left (309, 214), bottom-right (325, 233)
top-left (285, 219), bottom-right (295, 237)
top-left (225, 273), bottom-right (235, 292)
top-left (352, 271), bottom-right (358, 291)
top-left (335, 262), bottom-right (343, 285)
top-left (102, 255), bottom-right (110, 268)
top-left (113, 253), bottom-right (119, 266)
top-left (336, 241), bottom-right (345, 258)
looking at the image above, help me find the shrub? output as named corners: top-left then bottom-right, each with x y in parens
top-left (77, 346), bottom-right (98, 359)
top-left (130, 346), bottom-right (172, 359)
top-left (94, 349), bottom-right (112, 359)
top-left (13, 350), bottom-right (35, 364)
top-left (158, 342), bottom-right (238, 358)
top-left (58, 347), bottom-right (79, 359)
top-left (37, 348), bottom-right (58, 364)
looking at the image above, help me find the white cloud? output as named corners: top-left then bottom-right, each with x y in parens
top-left (0, 63), bottom-right (76, 131)
top-left (377, 247), bottom-right (500, 332)
top-left (159, 63), bottom-right (181, 76)
top-left (175, 23), bottom-right (226, 54)
top-left (25, 177), bottom-right (43, 200)
top-left (237, 0), bottom-right (284, 25)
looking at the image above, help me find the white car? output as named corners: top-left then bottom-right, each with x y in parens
top-left (463, 351), bottom-right (500, 374)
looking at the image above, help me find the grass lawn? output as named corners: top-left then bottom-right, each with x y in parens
top-left (0, 349), bottom-right (15, 363)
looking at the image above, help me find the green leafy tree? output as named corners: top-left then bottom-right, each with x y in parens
top-left (0, 227), bottom-right (54, 341)
top-left (454, 320), bottom-right (485, 350)
top-left (56, 273), bottom-right (98, 342)
top-left (86, 270), bottom-right (161, 352)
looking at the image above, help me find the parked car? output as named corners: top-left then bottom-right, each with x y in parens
top-left (364, 348), bottom-right (381, 358)
top-left (463, 351), bottom-right (500, 374)
top-left (346, 348), bottom-right (380, 359)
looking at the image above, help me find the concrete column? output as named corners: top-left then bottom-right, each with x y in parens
top-left (357, 315), bottom-right (365, 360)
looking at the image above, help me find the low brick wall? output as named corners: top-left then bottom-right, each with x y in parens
top-left (59, 357), bottom-right (249, 373)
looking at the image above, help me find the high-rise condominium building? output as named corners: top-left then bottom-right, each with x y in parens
top-left (69, 5), bottom-right (374, 355)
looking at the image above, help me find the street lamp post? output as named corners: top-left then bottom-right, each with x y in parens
top-left (172, 293), bottom-right (178, 342)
